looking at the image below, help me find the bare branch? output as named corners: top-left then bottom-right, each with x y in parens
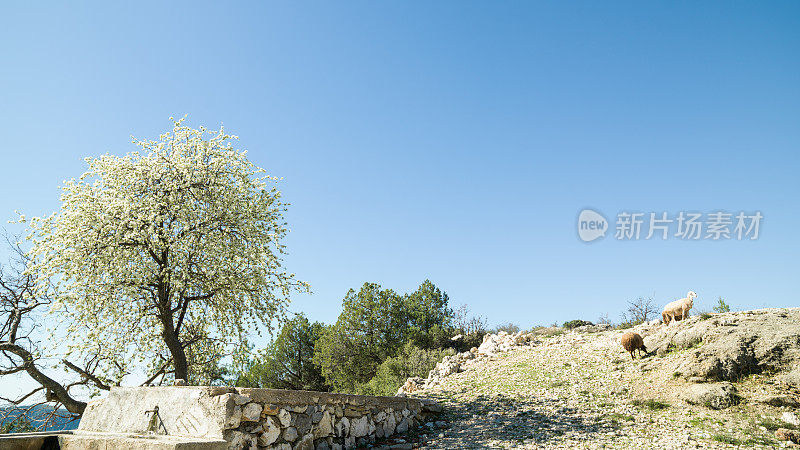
top-left (62, 359), bottom-right (111, 391)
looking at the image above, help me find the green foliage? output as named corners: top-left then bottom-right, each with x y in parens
top-left (359, 342), bottom-right (454, 396)
top-left (313, 280), bottom-right (462, 393)
top-left (631, 399), bottom-right (670, 410)
top-left (530, 326), bottom-right (565, 338)
top-left (313, 283), bottom-right (410, 393)
top-left (236, 314), bottom-right (328, 392)
top-left (562, 320), bottom-right (593, 329)
top-left (755, 416), bottom-right (799, 431)
top-left (712, 434), bottom-right (741, 445)
top-left (0, 414), bottom-right (35, 433)
top-left (22, 118), bottom-right (308, 382)
top-left (713, 297), bottom-right (731, 313)
top-left (615, 321), bottom-right (634, 330)
top-left (493, 323), bottom-right (521, 334)
top-left (450, 304), bottom-right (488, 352)
top-left (403, 280), bottom-right (455, 349)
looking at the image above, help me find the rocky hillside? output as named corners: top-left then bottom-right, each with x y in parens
top-left (401, 308), bottom-right (800, 449)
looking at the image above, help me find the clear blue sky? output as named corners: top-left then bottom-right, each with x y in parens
top-left (1, 2), bottom-right (798, 337)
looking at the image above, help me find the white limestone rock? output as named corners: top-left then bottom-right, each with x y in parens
top-left (241, 402), bottom-right (262, 422)
top-left (350, 416), bottom-right (369, 438)
top-left (259, 416), bottom-right (281, 446)
top-left (277, 408), bottom-right (292, 427)
top-left (313, 410), bottom-right (333, 439)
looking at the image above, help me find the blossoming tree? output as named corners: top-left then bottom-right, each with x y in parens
top-left (23, 118), bottom-right (308, 383)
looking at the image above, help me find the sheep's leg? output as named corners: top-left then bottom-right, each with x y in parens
top-left (630, 350), bottom-right (634, 359)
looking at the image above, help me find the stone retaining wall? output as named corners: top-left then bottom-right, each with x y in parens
top-left (75, 386), bottom-right (438, 450)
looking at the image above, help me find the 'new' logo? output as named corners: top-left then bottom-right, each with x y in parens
top-left (578, 209), bottom-right (607, 242)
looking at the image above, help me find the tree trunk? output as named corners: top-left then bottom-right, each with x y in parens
top-left (157, 274), bottom-right (189, 382)
top-left (161, 317), bottom-right (189, 382)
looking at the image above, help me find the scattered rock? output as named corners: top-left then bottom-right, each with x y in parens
top-left (783, 412), bottom-right (800, 427)
top-left (389, 444), bottom-right (413, 450)
top-left (777, 428), bottom-right (800, 444)
top-left (396, 377), bottom-right (425, 396)
top-left (574, 323), bottom-right (613, 333)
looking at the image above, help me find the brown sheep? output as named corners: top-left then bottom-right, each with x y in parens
top-left (620, 332), bottom-right (647, 359)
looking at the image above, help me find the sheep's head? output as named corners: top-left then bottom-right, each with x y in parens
top-left (684, 291), bottom-right (697, 309)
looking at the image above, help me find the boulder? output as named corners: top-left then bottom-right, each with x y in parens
top-left (420, 399), bottom-right (443, 414)
top-left (759, 395), bottom-right (799, 408)
top-left (643, 309), bottom-right (800, 382)
top-left (396, 377), bottom-right (425, 396)
top-left (681, 382), bottom-right (741, 409)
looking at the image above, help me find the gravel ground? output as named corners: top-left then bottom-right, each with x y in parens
top-left (412, 330), bottom-right (797, 449)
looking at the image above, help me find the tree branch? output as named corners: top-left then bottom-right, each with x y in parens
top-left (0, 342), bottom-right (86, 415)
top-left (62, 359), bottom-right (111, 391)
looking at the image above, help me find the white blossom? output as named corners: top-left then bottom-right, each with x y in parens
top-left (23, 118), bottom-right (309, 381)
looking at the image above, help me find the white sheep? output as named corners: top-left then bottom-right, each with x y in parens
top-left (662, 291), bottom-right (697, 325)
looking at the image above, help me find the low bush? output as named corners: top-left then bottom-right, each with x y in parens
top-left (493, 322), bottom-right (521, 334)
top-left (632, 399), bottom-right (670, 410)
top-left (359, 342), bottom-right (454, 396)
top-left (562, 320), bottom-right (593, 329)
